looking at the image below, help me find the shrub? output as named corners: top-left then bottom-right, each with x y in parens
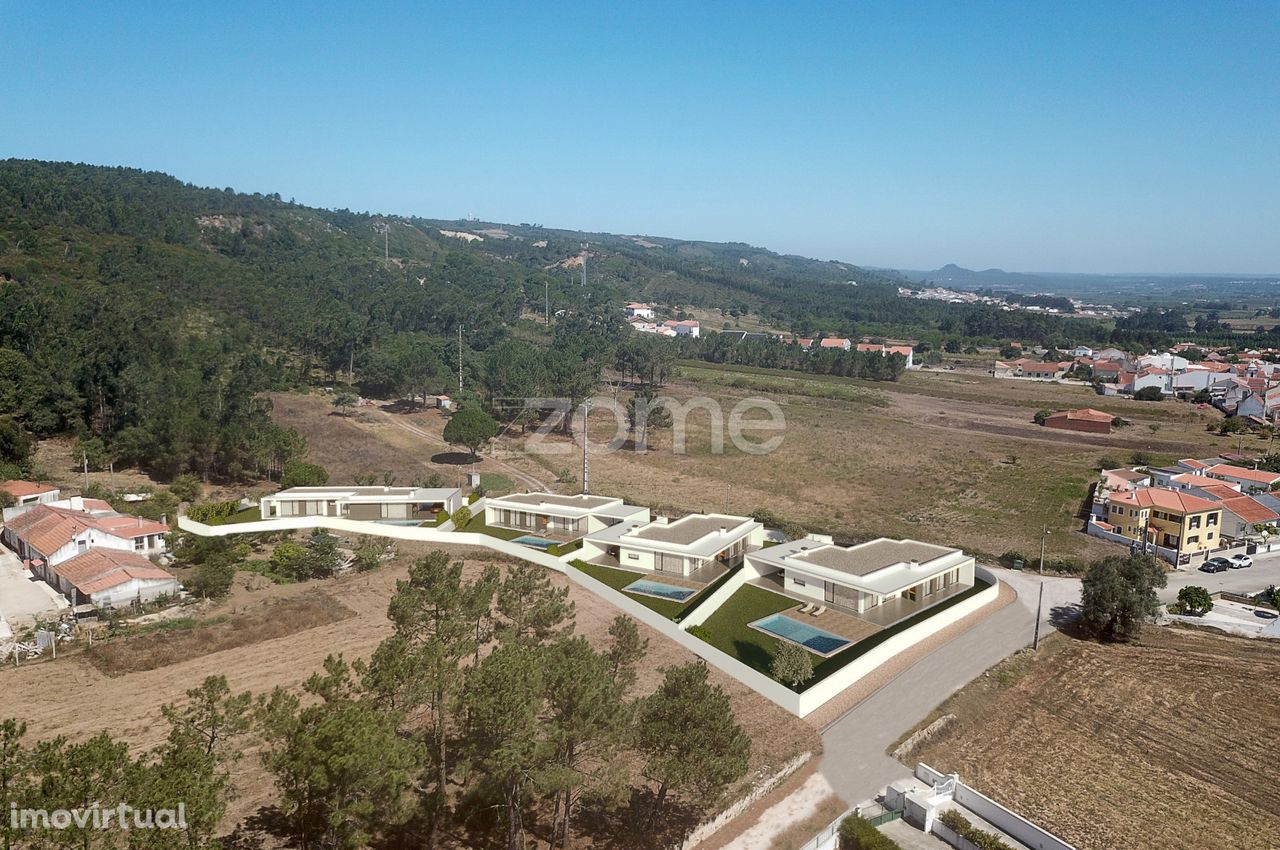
top-left (1033, 409), bottom-right (1053, 425)
top-left (186, 560), bottom-right (235, 598)
top-left (937, 809), bottom-right (1014, 850)
top-left (187, 500), bottom-right (239, 525)
top-left (451, 506), bottom-right (472, 529)
top-left (686, 624), bottom-right (713, 642)
top-left (0, 491), bottom-right (14, 510)
top-left (169, 473), bottom-right (202, 503)
top-left (435, 509), bottom-right (451, 525)
top-left (837, 813), bottom-right (903, 849)
top-left (546, 543), bottom-right (562, 557)
top-left (1133, 386), bottom-right (1163, 401)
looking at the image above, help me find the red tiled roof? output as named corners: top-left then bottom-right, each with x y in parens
top-left (1206, 464), bottom-right (1280, 485)
top-left (0, 480), bottom-right (58, 499)
top-left (1193, 482), bottom-right (1242, 500)
top-left (52, 549), bottom-right (175, 596)
top-left (1048, 408), bottom-right (1113, 423)
top-left (4, 504), bottom-right (168, 557)
top-left (819, 338), bottom-right (850, 348)
top-left (1110, 488), bottom-right (1222, 514)
top-left (1218, 495), bottom-right (1280, 524)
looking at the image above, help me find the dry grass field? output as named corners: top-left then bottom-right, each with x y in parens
top-left (902, 627), bottom-right (1280, 850)
top-left (0, 541), bottom-right (816, 844)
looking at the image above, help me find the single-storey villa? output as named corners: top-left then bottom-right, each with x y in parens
top-left (581, 513), bottom-right (765, 578)
top-left (746, 537), bottom-right (974, 620)
top-left (484, 492), bottom-right (650, 539)
top-left (260, 486), bottom-right (464, 522)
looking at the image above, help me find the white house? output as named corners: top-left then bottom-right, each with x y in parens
top-left (745, 537), bottom-right (975, 617)
top-left (48, 548), bottom-right (179, 610)
top-left (1, 501), bottom-right (170, 571)
top-left (260, 486), bottom-right (464, 523)
top-left (856, 342), bottom-right (916, 369)
top-left (581, 513), bottom-right (765, 576)
top-left (484, 492), bottom-right (650, 539)
top-left (1203, 463), bottom-right (1280, 494)
top-left (662, 319), bottom-right (700, 338)
top-left (624, 302), bottom-right (655, 320)
top-left (1071, 345), bottom-right (1094, 358)
top-left (0, 481), bottom-right (62, 523)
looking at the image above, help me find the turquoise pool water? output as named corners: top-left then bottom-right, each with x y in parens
top-left (750, 613), bottom-right (851, 656)
top-left (623, 578), bottom-right (697, 602)
top-left (512, 535), bottom-right (558, 549)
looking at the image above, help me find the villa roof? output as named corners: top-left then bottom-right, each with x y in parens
top-left (494, 492), bottom-right (618, 511)
top-left (790, 538), bottom-right (956, 577)
top-left (819, 338), bottom-right (850, 348)
top-left (1106, 469), bottom-right (1149, 482)
top-left (1218, 495), bottom-right (1280, 524)
top-left (626, 514), bottom-right (754, 546)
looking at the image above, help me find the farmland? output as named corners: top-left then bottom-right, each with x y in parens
top-left (900, 626), bottom-right (1280, 850)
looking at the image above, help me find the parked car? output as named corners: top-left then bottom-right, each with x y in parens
top-left (1199, 558), bottom-right (1231, 573)
top-left (1228, 554), bottom-right (1253, 569)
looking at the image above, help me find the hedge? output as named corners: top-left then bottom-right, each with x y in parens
top-left (837, 813), bottom-right (903, 849)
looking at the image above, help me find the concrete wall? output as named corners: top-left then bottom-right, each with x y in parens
top-left (793, 568), bottom-right (1000, 716)
top-left (915, 763), bottom-right (1076, 850)
top-left (178, 516), bottom-right (1002, 719)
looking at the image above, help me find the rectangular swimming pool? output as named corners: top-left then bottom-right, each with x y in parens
top-left (511, 535), bottom-right (558, 549)
top-left (623, 578), bottom-right (697, 602)
top-left (750, 613), bottom-right (852, 657)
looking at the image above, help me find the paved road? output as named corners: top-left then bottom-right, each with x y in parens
top-left (818, 569), bottom-right (1081, 804)
top-left (1161, 549), bottom-right (1280, 601)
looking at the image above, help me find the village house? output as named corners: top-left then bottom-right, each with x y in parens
top-left (662, 319), bottom-right (700, 337)
top-left (484, 492), bottom-right (650, 540)
top-left (856, 342), bottom-right (915, 369)
top-left (1212, 494), bottom-right (1280, 540)
top-left (0, 480), bottom-right (60, 508)
top-left (260, 486), bottom-right (465, 523)
top-left (1202, 463), bottom-right (1280, 495)
top-left (46, 548), bottom-right (179, 610)
top-left (1100, 488), bottom-right (1222, 554)
top-left (623, 302), bottom-right (655, 319)
top-left (818, 337), bottom-right (851, 351)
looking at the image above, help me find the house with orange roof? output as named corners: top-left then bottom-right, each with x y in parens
top-left (1043, 408), bottom-right (1113, 434)
top-left (48, 548), bottom-right (178, 609)
top-left (818, 337), bottom-right (851, 351)
top-left (0, 480), bottom-right (60, 509)
top-left (623, 302), bottom-right (654, 319)
top-left (856, 342), bottom-right (915, 369)
top-left (662, 319), bottom-right (700, 338)
top-left (1203, 463), bottom-right (1280, 494)
top-left (1211, 494), bottom-right (1280, 540)
top-left (1100, 488), bottom-right (1222, 555)
top-left (1, 501), bottom-right (170, 578)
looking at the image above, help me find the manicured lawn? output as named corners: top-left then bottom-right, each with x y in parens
top-left (695, 584), bottom-right (797, 673)
top-left (569, 560), bottom-right (700, 620)
top-left (696, 580), bottom-right (993, 692)
top-left (209, 506), bottom-right (261, 525)
top-left (459, 514), bottom-right (523, 540)
top-left (478, 472), bottom-right (514, 496)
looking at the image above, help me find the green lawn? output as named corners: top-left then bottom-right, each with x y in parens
top-left (459, 514), bottom-right (524, 540)
top-left (569, 560), bottom-right (702, 620)
top-left (479, 472), bottom-right (514, 496)
top-left (209, 506), bottom-right (261, 525)
top-left (696, 580), bottom-right (993, 692)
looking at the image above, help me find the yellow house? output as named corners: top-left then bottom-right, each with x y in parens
top-left (1105, 488), bottom-right (1222, 554)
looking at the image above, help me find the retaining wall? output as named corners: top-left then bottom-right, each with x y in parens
top-left (915, 763), bottom-right (1076, 850)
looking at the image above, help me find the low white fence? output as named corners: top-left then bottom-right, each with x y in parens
top-left (915, 763), bottom-right (1076, 850)
top-left (179, 516), bottom-right (1002, 718)
top-left (1085, 518), bottom-right (1187, 565)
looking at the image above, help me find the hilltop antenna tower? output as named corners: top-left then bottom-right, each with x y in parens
top-left (581, 397), bottom-right (589, 495)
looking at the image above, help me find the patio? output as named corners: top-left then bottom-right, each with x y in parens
top-left (750, 572), bottom-right (973, 630)
top-left (583, 553), bottom-right (727, 587)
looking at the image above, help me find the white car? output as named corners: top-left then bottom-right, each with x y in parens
top-left (1228, 553), bottom-right (1253, 569)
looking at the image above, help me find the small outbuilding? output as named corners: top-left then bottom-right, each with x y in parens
top-left (1043, 408), bottom-right (1113, 434)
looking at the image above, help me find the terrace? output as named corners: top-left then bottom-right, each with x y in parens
top-left (750, 572), bottom-right (974, 629)
top-left (583, 551), bottom-right (729, 586)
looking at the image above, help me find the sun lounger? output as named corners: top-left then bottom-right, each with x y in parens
top-left (811, 605), bottom-right (826, 617)
top-left (798, 603), bottom-right (815, 614)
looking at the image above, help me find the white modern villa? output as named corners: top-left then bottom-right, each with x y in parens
top-left (581, 513), bottom-right (766, 578)
top-left (744, 537), bottom-right (975, 624)
top-left (260, 486), bottom-right (464, 523)
top-left (483, 492), bottom-right (650, 539)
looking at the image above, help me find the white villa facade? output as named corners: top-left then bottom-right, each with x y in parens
top-left (581, 513), bottom-right (765, 576)
top-left (746, 537), bottom-right (975, 615)
top-left (260, 486), bottom-right (464, 522)
top-left (484, 492), bottom-right (650, 539)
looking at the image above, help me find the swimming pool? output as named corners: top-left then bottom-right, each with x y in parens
top-left (750, 613), bottom-right (852, 656)
top-left (511, 535), bottom-right (558, 549)
top-left (623, 578), bottom-right (697, 602)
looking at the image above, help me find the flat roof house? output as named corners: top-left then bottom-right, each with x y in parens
top-left (260, 486), bottom-right (464, 523)
top-left (746, 537), bottom-right (975, 626)
top-left (484, 492), bottom-right (650, 540)
top-left (582, 513), bottom-right (765, 578)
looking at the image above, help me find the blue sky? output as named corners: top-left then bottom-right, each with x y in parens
top-left (4, 1), bottom-right (1278, 273)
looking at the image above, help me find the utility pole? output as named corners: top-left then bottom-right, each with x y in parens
top-left (1033, 525), bottom-right (1049, 650)
top-left (581, 243), bottom-right (588, 288)
top-left (545, 280), bottom-right (549, 325)
top-left (581, 398), bottom-right (590, 495)
top-left (83, 452), bottom-right (89, 491)
top-left (457, 325), bottom-right (463, 395)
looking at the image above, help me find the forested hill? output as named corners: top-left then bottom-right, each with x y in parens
top-left (0, 159), bottom-right (1111, 484)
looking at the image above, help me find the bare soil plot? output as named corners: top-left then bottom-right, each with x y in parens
top-left (0, 541), bottom-right (815, 839)
top-left (902, 627), bottom-right (1280, 850)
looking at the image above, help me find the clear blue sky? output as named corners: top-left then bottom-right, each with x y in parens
top-left (5, 1), bottom-right (1278, 273)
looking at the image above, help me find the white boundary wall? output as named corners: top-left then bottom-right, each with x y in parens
top-left (179, 516), bottom-right (1000, 718)
top-left (915, 763), bottom-right (1076, 850)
